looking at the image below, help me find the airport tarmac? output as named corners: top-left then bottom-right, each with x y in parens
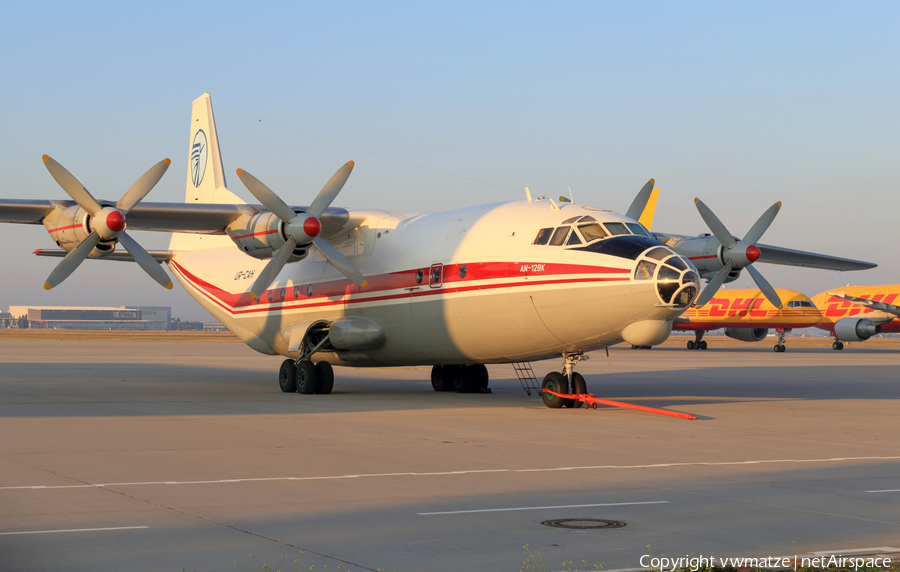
top-left (1, 339), bottom-right (898, 572)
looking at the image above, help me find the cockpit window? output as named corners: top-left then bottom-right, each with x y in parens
top-left (562, 216), bottom-right (581, 224)
top-left (549, 226), bottom-right (570, 246)
top-left (574, 235), bottom-right (662, 260)
top-left (604, 222), bottom-right (631, 236)
top-left (634, 260), bottom-right (656, 280)
top-left (578, 215), bottom-right (596, 223)
top-left (566, 230), bottom-right (583, 245)
top-left (666, 256), bottom-right (688, 271)
top-left (578, 223), bottom-right (607, 242)
top-left (626, 223), bottom-right (652, 238)
top-left (645, 247), bottom-right (674, 261)
top-left (787, 300), bottom-right (815, 308)
top-left (533, 228), bottom-right (553, 245)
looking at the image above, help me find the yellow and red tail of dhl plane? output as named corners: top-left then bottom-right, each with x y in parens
top-left (675, 288), bottom-right (822, 331)
top-left (812, 285), bottom-right (900, 334)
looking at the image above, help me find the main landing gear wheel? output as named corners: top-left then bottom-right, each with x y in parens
top-left (564, 372), bottom-right (587, 409)
top-left (279, 359), bottom-right (297, 393)
top-left (431, 365), bottom-right (452, 392)
top-left (687, 334), bottom-right (708, 350)
top-left (451, 365), bottom-right (476, 393)
top-left (833, 341), bottom-right (844, 350)
top-left (315, 362), bottom-right (334, 394)
top-left (541, 372), bottom-right (568, 409)
top-left (295, 360), bottom-right (318, 394)
top-left (472, 364), bottom-right (490, 392)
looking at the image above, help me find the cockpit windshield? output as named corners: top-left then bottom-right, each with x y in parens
top-left (577, 223), bottom-right (607, 241)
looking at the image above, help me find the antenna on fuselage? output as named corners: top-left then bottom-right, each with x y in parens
top-left (525, 187), bottom-right (533, 203)
top-left (568, 186), bottom-right (575, 203)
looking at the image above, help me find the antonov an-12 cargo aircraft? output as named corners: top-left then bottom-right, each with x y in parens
top-left (0, 94), bottom-right (876, 408)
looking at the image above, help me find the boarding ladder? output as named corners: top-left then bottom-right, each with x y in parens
top-left (511, 362), bottom-right (540, 396)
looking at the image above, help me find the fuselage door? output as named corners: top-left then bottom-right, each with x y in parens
top-left (429, 263), bottom-right (443, 289)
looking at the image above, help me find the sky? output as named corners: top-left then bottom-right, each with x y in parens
top-left (1, 1), bottom-right (898, 321)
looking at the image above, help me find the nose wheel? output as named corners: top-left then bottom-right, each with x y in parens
top-left (773, 328), bottom-right (788, 353)
top-left (541, 353), bottom-right (589, 408)
top-left (832, 341), bottom-right (844, 350)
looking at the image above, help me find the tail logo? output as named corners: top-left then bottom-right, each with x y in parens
top-left (190, 130), bottom-right (208, 187)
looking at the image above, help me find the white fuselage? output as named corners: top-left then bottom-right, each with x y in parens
top-left (168, 200), bottom-right (695, 366)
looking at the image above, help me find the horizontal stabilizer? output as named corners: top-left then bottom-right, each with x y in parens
top-left (34, 249), bottom-right (173, 262)
top-left (756, 244), bottom-right (877, 271)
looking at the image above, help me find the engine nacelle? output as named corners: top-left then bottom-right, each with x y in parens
top-left (226, 212), bottom-right (309, 262)
top-left (724, 327), bottom-right (768, 342)
top-left (834, 317), bottom-right (881, 342)
top-left (42, 204), bottom-right (117, 258)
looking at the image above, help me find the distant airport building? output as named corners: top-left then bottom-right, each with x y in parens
top-left (6, 306), bottom-right (171, 330)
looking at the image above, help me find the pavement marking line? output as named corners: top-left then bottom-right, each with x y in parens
top-left (866, 489), bottom-right (900, 493)
top-left (417, 500), bottom-right (669, 515)
top-left (0, 526), bottom-right (148, 536)
top-left (3, 456), bottom-right (898, 491)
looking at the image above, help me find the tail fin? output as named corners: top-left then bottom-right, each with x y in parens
top-left (638, 187), bottom-right (660, 230)
top-left (185, 93), bottom-right (244, 205)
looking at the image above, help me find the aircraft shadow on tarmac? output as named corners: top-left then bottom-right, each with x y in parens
top-left (1, 361), bottom-right (897, 417)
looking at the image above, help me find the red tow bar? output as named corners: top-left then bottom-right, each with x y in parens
top-left (541, 389), bottom-right (698, 420)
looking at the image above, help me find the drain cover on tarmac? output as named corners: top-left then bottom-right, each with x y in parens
top-left (541, 518), bottom-right (626, 530)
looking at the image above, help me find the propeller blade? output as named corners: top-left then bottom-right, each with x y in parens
top-left (249, 237), bottom-right (297, 299)
top-left (307, 161), bottom-right (354, 217)
top-left (746, 264), bottom-right (783, 309)
top-left (625, 178), bottom-right (655, 220)
top-left (118, 159), bottom-right (171, 213)
top-left (694, 261), bottom-right (734, 307)
top-left (313, 237), bottom-right (367, 286)
top-left (42, 155), bottom-right (102, 216)
top-left (694, 198), bottom-right (736, 250)
top-left (44, 231), bottom-right (101, 289)
top-left (742, 201), bottom-right (782, 244)
top-left (236, 169), bottom-right (297, 223)
top-left (118, 232), bottom-right (173, 289)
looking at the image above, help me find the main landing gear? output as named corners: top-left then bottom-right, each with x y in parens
top-left (431, 365), bottom-right (491, 393)
top-left (773, 327), bottom-right (788, 353)
top-left (541, 353), bottom-right (588, 409)
top-left (832, 340), bottom-right (845, 351)
top-left (686, 331), bottom-right (708, 350)
top-left (278, 325), bottom-right (336, 395)
top-left (279, 359), bottom-right (334, 394)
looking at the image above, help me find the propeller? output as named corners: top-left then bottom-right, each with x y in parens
top-left (693, 198), bottom-right (783, 308)
top-left (41, 155), bottom-right (173, 290)
top-left (236, 161), bottom-right (366, 299)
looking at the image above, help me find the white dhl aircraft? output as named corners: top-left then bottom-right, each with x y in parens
top-left (0, 94), bottom-right (876, 408)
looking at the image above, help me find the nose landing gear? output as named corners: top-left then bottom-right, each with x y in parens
top-left (541, 353), bottom-right (589, 408)
top-left (773, 327), bottom-right (788, 353)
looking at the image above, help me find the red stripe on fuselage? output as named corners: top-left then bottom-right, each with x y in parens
top-left (169, 260), bottom-right (631, 316)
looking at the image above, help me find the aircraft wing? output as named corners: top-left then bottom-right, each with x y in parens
top-left (34, 249), bottom-right (173, 262)
top-left (0, 199), bottom-right (353, 236)
top-left (755, 244), bottom-right (876, 271)
top-left (826, 291), bottom-right (900, 317)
